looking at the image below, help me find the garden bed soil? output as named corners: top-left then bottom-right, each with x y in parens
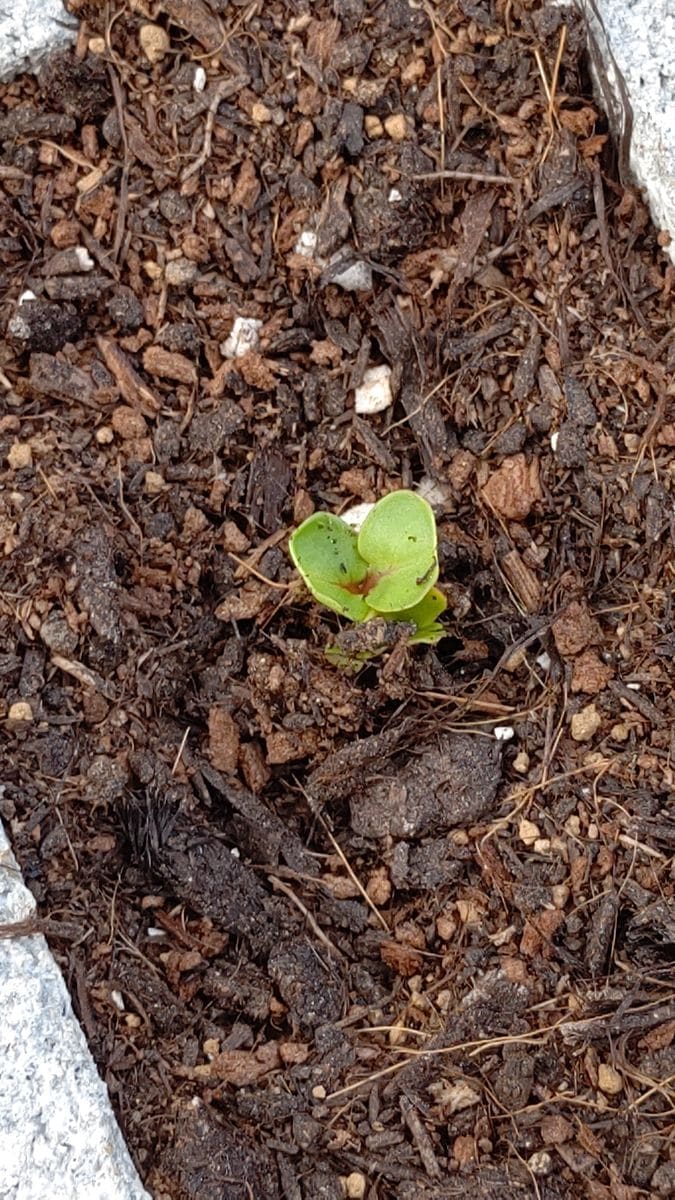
top-left (1, 2), bottom-right (674, 1198)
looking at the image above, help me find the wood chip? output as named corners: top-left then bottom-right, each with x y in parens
top-left (207, 707), bottom-right (240, 775)
top-left (500, 548), bottom-right (541, 612)
top-left (96, 335), bottom-right (161, 416)
top-left (142, 345), bottom-right (197, 385)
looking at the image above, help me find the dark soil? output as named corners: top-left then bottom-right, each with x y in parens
top-left (2, 2), bottom-right (675, 1198)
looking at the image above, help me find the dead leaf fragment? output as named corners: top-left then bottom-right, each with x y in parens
top-left (207, 707), bottom-right (240, 774)
top-left (453, 1135), bottom-right (477, 1166)
top-left (571, 650), bottom-right (613, 694)
top-left (235, 351), bottom-right (277, 391)
top-left (193, 1041), bottom-right (279, 1085)
top-left (231, 159), bottom-right (260, 210)
top-left (552, 601), bottom-right (600, 657)
top-left (481, 454), bottom-right (541, 520)
top-left (265, 728), bottom-right (320, 764)
top-left (379, 939), bottom-right (424, 977)
top-left (161, 0), bottom-right (223, 52)
top-left (215, 582), bottom-right (269, 622)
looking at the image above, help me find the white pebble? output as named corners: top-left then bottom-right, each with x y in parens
top-left (536, 651), bottom-right (551, 672)
top-left (388, 187), bottom-right (403, 203)
top-left (110, 990), bottom-right (125, 1012)
top-left (550, 431), bottom-right (559, 452)
top-left (74, 246), bottom-right (94, 271)
top-left (18, 289), bottom-right (37, 305)
top-left (193, 65), bottom-right (207, 92)
top-left (354, 364), bottom-right (393, 415)
top-left (221, 316), bottom-right (263, 359)
top-left (294, 229), bottom-right (318, 258)
top-left (528, 1151), bottom-right (552, 1177)
top-left (341, 502), bottom-right (375, 531)
top-left (494, 725), bottom-right (514, 741)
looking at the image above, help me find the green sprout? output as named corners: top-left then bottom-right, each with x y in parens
top-left (288, 490), bottom-right (447, 646)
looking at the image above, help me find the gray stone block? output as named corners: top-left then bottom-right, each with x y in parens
top-left (567, 0), bottom-right (675, 261)
top-left (0, 0), bottom-right (77, 82)
top-left (0, 822), bottom-right (151, 1200)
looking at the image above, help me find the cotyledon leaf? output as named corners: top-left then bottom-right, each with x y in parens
top-left (357, 490), bottom-right (438, 612)
top-left (288, 512), bottom-right (373, 621)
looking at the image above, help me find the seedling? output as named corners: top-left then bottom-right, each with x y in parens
top-left (288, 490), bottom-right (447, 645)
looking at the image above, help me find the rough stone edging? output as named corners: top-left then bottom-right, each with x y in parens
top-left (0, 821), bottom-right (151, 1200)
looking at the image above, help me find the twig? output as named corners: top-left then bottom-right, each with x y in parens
top-left (171, 726), bottom-right (191, 776)
top-left (226, 552), bottom-right (291, 591)
top-left (268, 875), bottom-right (345, 959)
top-left (413, 169), bottom-right (515, 185)
top-left (108, 65), bottom-right (130, 264)
top-left (326, 1023), bottom-right (564, 1100)
top-left (181, 78), bottom-right (247, 183)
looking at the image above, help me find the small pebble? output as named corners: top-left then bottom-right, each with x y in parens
top-left (519, 819), bottom-right (540, 846)
top-left (144, 471), bottom-right (166, 495)
top-left (193, 66), bottom-right (207, 92)
top-left (165, 257), bottom-right (198, 286)
top-left (528, 1151), bottom-right (553, 1177)
top-left (140, 23), bottom-right (170, 63)
top-left (221, 316), bottom-right (263, 359)
top-left (7, 442), bottom-right (32, 469)
top-left (364, 114), bottom-right (384, 137)
top-left (251, 101), bottom-right (272, 123)
top-left (533, 838), bottom-right (551, 855)
top-left (598, 1063), bottom-right (623, 1095)
top-left (354, 364), bottom-right (392, 415)
top-left (345, 1172), bottom-right (366, 1199)
top-left (494, 725), bottom-right (514, 741)
top-left (341, 502), bottom-right (375, 531)
top-left (384, 113), bottom-right (410, 141)
top-left (8, 701), bottom-right (33, 722)
top-left (513, 750), bottom-right (530, 773)
top-left (570, 703), bottom-right (601, 742)
top-left (325, 257), bottom-right (372, 292)
top-left (294, 229), bottom-right (318, 259)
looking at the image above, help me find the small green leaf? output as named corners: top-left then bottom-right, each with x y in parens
top-left (288, 512), bottom-right (373, 621)
top-left (387, 586), bottom-right (447, 630)
top-left (357, 491), bottom-right (438, 612)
